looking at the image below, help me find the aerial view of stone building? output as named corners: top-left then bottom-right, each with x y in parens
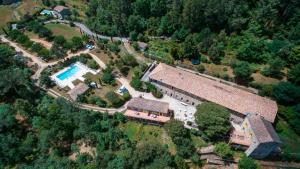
top-left (145, 63), bottom-right (278, 123)
top-left (230, 113), bottom-right (281, 159)
top-left (124, 97), bottom-right (172, 125)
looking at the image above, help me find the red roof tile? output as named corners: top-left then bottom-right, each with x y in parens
top-left (149, 63), bottom-right (278, 122)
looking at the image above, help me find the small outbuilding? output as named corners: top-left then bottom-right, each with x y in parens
top-left (125, 97), bottom-right (172, 125)
top-left (67, 83), bottom-right (89, 101)
top-left (53, 5), bottom-right (71, 19)
top-left (137, 41), bottom-right (148, 52)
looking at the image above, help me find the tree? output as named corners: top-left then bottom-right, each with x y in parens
top-left (238, 154), bottom-right (257, 169)
top-left (214, 142), bottom-right (233, 159)
top-left (165, 120), bottom-right (189, 139)
top-left (105, 91), bottom-right (124, 107)
top-left (31, 43), bottom-right (44, 53)
top-left (287, 45), bottom-right (300, 66)
top-left (0, 104), bottom-right (16, 131)
top-left (130, 76), bottom-right (143, 91)
top-left (101, 70), bottom-right (115, 85)
top-left (272, 82), bottom-right (300, 106)
top-left (208, 42), bottom-right (225, 64)
top-left (54, 35), bottom-right (66, 45)
top-left (195, 102), bottom-right (230, 139)
top-left (71, 36), bottom-right (84, 51)
top-left (0, 44), bottom-right (14, 69)
top-left (233, 61), bottom-right (252, 83)
top-left (182, 0), bottom-right (205, 32)
top-left (288, 63), bottom-right (300, 86)
top-left (237, 40), bottom-right (268, 63)
top-left (262, 57), bottom-right (285, 78)
top-left (183, 35), bottom-right (199, 59)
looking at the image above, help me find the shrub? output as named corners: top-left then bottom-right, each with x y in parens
top-left (197, 64), bottom-right (205, 73)
top-left (238, 154), bottom-right (257, 169)
top-left (214, 142), bottom-right (233, 159)
top-left (122, 91), bottom-right (131, 101)
top-left (101, 70), bottom-right (115, 85)
top-left (106, 91), bottom-right (124, 108)
top-left (151, 89), bottom-right (163, 98)
top-left (130, 76), bottom-right (143, 91)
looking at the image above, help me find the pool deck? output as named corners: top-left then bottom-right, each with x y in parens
top-left (50, 62), bottom-right (99, 89)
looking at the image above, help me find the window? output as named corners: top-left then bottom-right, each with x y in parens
top-left (192, 102), bottom-right (195, 105)
top-left (170, 94), bottom-right (173, 96)
top-left (181, 97), bottom-right (183, 100)
top-left (160, 89), bottom-right (162, 91)
top-left (186, 99), bottom-right (189, 102)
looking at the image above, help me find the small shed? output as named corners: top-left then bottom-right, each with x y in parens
top-left (137, 41), bottom-right (148, 52)
top-left (53, 5), bottom-right (71, 18)
top-left (67, 83), bottom-right (89, 101)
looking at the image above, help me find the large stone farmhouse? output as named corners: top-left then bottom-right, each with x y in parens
top-left (143, 62), bottom-right (281, 159)
top-left (146, 63), bottom-right (277, 123)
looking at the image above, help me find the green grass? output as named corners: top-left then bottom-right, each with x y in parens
top-left (191, 134), bottom-right (208, 149)
top-left (277, 119), bottom-right (300, 154)
top-left (146, 40), bottom-right (177, 63)
top-left (45, 23), bottom-right (82, 40)
top-left (0, 6), bottom-right (15, 31)
top-left (120, 121), bottom-right (177, 154)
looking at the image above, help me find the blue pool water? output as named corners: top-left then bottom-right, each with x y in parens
top-left (57, 64), bottom-right (80, 80)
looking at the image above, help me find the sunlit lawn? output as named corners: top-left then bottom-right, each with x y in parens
top-left (0, 6), bottom-right (15, 31)
top-left (277, 118), bottom-right (300, 154)
top-left (120, 121), bottom-right (177, 154)
top-left (45, 23), bottom-right (82, 40)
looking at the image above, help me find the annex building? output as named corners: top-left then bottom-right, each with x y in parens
top-left (143, 63), bottom-right (281, 158)
top-left (124, 97), bottom-right (172, 125)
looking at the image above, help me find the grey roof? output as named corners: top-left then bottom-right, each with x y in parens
top-left (67, 83), bottom-right (89, 101)
top-left (137, 41), bottom-right (148, 49)
top-left (127, 97), bottom-right (169, 114)
top-left (247, 113), bottom-right (281, 144)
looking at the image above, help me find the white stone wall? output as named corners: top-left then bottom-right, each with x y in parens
top-left (151, 82), bottom-right (201, 106)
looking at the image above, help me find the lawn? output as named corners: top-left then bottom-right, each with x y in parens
top-left (146, 40), bottom-right (176, 64)
top-left (277, 118), bottom-right (300, 156)
top-left (63, 0), bottom-right (88, 20)
top-left (120, 121), bottom-right (177, 154)
top-left (90, 49), bottom-right (119, 65)
top-left (15, 0), bottom-right (44, 18)
top-left (0, 6), bottom-right (15, 30)
top-left (0, 0), bottom-right (44, 31)
top-left (83, 72), bottom-right (121, 104)
top-left (45, 23), bottom-right (82, 40)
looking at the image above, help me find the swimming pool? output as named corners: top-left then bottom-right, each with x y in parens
top-left (56, 64), bottom-right (80, 81)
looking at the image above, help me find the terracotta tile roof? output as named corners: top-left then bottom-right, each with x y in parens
top-left (54, 5), bottom-right (69, 12)
top-left (67, 83), bottom-right (89, 101)
top-left (247, 114), bottom-right (281, 143)
top-left (230, 129), bottom-right (251, 146)
top-left (127, 97), bottom-right (169, 114)
top-left (124, 110), bottom-right (170, 123)
top-left (149, 63), bottom-right (278, 122)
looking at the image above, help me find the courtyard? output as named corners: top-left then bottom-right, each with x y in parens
top-left (138, 92), bottom-right (198, 129)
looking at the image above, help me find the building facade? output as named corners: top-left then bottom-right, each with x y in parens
top-left (230, 113), bottom-right (281, 159)
top-left (145, 63), bottom-right (278, 123)
top-left (125, 97), bottom-right (172, 125)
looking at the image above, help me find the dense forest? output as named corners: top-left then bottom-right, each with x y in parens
top-left (0, 44), bottom-right (196, 168)
top-left (85, 1), bottom-right (300, 149)
top-left (86, 0), bottom-right (300, 66)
